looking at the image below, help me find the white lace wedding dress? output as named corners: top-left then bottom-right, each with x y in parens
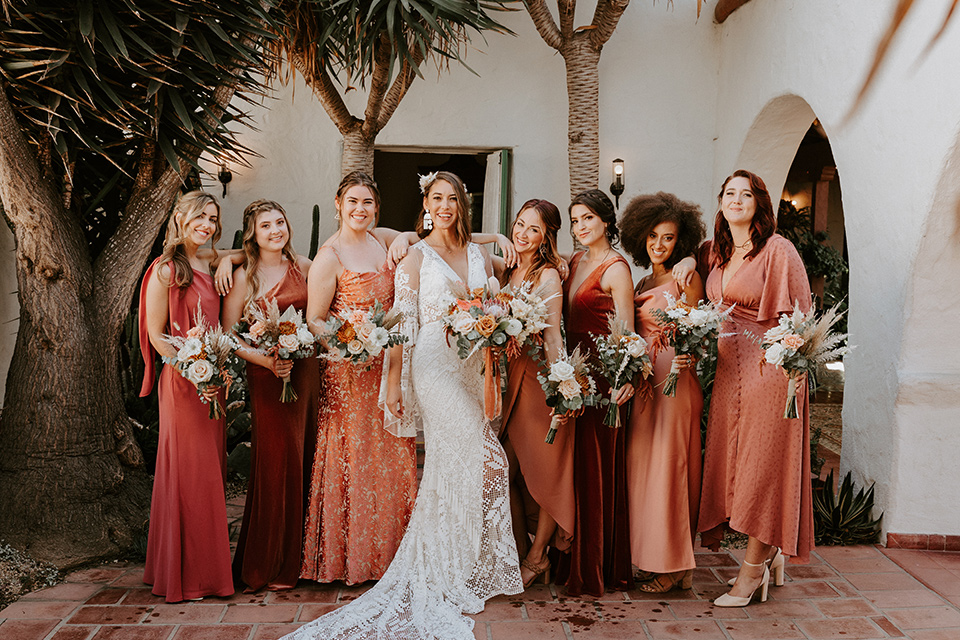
top-left (284, 242), bottom-right (522, 640)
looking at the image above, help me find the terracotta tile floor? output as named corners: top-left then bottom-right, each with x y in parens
top-left (3, 497), bottom-right (960, 639)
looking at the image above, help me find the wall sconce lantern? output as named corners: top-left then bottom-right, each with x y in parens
top-left (217, 163), bottom-right (233, 198)
top-left (610, 158), bottom-right (625, 208)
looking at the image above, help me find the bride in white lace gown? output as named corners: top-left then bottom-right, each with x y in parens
top-left (285, 171), bottom-right (521, 640)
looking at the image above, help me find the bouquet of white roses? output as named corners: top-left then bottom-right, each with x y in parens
top-left (650, 293), bottom-right (733, 397)
top-left (237, 299), bottom-right (316, 402)
top-left (750, 301), bottom-right (851, 418)
top-left (535, 346), bottom-right (601, 444)
top-left (592, 315), bottom-right (654, 428)
top-left (163, 305), bottom-right (243, 420)
top-left (321, 300), bottom-right (407, 368)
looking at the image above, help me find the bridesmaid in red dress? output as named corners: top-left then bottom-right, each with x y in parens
top-left (139, 190), bottom-right (234, 602)
top-left (555, 189), bottom-right (637, 598)
top-left (221, 200), bottom-right (319, 592)
top-left (302, 171), bottom-right (418, 584)
top-left (498, 199), bottom-right (574, 589)
top-left (619, 192), bottom-right (706, 593)
top-left (698, 170), bottom-right (812, 607)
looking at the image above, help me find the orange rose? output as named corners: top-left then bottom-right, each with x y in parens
top-left (279, 321), bottom-right (297, 335)
top-left (337, 323), bottom-right (357, 343)
top-left (475, 314), bottom-right (497, 338)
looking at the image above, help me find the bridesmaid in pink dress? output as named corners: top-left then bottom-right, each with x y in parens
top-left (619, 192), bottom-right (706, 593)
top-left (498, 199), bottom-right (574, 589)
top-left (221, 200), bottom-right (319, 592)
top-left (555, 189), bottom-right (637, 598)
top-left (697, 170), bottom-right (813, 608)
top-left (139, 191), bottom-right (234, 602)
top-left (302, 171), bottom-right (418, 584)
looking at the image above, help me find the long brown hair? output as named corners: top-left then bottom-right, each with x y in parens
top-left (335, 171), bottom-right (381, 228)
top-left (569, 189), bottom-right (619, 247)
top-left (158, 190), bottom-right (221, 289)
top-left (240, 199), bottom-right (299, 315)
top-left (711, 169), bottom-right (776, 268)
top-left (417, 171), bottom-right (472, 246)
top-left (501, 199), bottom-right (563, 287)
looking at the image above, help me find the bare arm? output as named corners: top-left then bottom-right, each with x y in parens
top-left (144, 264), bottom-right (176, 359)
top-left (538, 269), bottom-right (564, 364)
top-left (221, 268), bottom-right (290, 377)
top-left (306, 246), bottom-right (342, 337)
top-left (213, 250), bottom-right (246, 295)
top-left (384, 248), bottom-right (422, 419)
top-left (601, 259), bottom-right (638, 404)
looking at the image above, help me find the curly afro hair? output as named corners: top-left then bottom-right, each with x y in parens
top-left (619, 192), bottom-right (706, 269)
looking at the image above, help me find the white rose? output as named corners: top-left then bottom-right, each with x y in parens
top-left (549, 360), bottom-right (576, 382)
top-left (367, 342), bottom-right (383, 357)
top-left (278, 333), bottom-right (300, 351)
top-left (187, 358), bottom-right (213, 384)
top-left (503, 318), bottom-right (522, 337)
top-left (623, 336), bottom-right (648, 359)
top-left (558, 378), bottom-right (581, 400)
top-left (452, 311), bottom-right (476, 335)
top-left (297, 326), bottom-right (315, 345)
top-left (763, 325), bottom-right (792, 343)
top-left (510, 298), bottom-right (532, 318)
top-left (764, 342), bottom-right (786, 366)
top-left (369, 326), bottom-right (389, 347)
top-left (347, 339), bottom-right (366, 355)
top-left (687, 308), bottom-right (710, 326)
top-left (357, 322), bottom-right (376, 342)
top-left (177, 337), bottom-right (203, 361)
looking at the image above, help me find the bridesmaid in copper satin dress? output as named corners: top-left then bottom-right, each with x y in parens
top-left (619, 192), bottom-right (706, 593)
top-left (302, 171), bottom-right (418, 584)
top-left (498, 199), bottom-right (574, 589)
top-left (221, 200), bottom-right (319, 592)
top-left (555, 189), bottom-right (637, 598)
top-left (140, 191), bottom-right (234, 602)
top-left (698, 170), bottom-right (813, 608)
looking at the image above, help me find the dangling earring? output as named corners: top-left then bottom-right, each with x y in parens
top-left (423, 210), bottom-right (433, 230)
top-left (539, 243), bottom-right (547, 257)
top-left (335, 209), bottom-right (341, 221)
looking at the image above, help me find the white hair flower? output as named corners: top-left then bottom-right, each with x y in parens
top-left (418, 172), bottom-right (439, 194)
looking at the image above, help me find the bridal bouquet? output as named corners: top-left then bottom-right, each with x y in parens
top-left (749, 301), bottom-right (851, 418)
top-left (535, 347), bottom-right (600, 444)
top-left (321, 300), bottom-right (407, 367)
top-left (238, 299), bottom-right (316, 402)
top-left (592, 315), bottom-right (654, 428)
top-left (443, 277), bottom-right (554, 419)
top-left (650, 293), bottom-right (733, 396)
top-left (163, 306), bottom-right (244, 420)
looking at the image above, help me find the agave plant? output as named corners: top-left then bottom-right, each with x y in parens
top-left (813, 469), bottom-right (883, 546)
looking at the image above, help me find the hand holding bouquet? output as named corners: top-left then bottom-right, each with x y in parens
top-left (651, 293), bottom-right (733, 396)
top-left (535, 347), bottom-right (600, 444)
top-left (238, 299), bottom-right (316, 402)
top-left (163, 305), bottom-right (243, 419)
top-left (321, 300), bottom-right (407, 367)
top-left (751, 301), bottom-right (852, 418)
top-left (592, 314), bottom-right (654, 427)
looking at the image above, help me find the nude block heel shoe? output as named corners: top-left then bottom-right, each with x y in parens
top-left (728, 548), bottom-right (784, 587)
top-left (714, 561), bottom-right (769, 607)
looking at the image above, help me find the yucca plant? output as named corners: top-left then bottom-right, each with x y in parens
top-left (813, 469), bottom-right (883, 546)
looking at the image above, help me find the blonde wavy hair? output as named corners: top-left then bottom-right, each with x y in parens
top-left (158, 190), bottom-right (221, 289)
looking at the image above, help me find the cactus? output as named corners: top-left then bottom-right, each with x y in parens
top-left (232, 229), bottom-right (243, 250)
top-left (309, 204), bottom-right (320, 259)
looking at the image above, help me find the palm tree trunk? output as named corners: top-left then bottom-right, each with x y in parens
top-left (562, 35), bottom-right (602, 198)
top-left (341, 126), bottom-right (376, 176)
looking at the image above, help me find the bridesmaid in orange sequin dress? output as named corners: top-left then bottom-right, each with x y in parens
top-left (619, 192), bottom-right (706, 593)
top-left (698, 170), bottom-right (812, 608)
top-left (302, 172), bottom-right (418, 583)
top-left (498, 199), bottom-right (574, 589)
top-left (555, 189), bottom-right (637, 598)
top-left (139, 191), bottom-right (233, 602)
top-left (221, 200), bottom-right (319, 592)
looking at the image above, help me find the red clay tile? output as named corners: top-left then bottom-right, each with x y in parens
top-left (693, 568), bottom-right (721, 584)
top-left (628, 585), bottom-right (699, 601)
top-left (884, 605), bottom-right (960, 630)
top-left (142, 604), bottom-right (226, 624)
top-left (785, 565), bottom-right (838, 580)
top-left (740, 599), bottom-right (822, 619)
top-left (667, 601), bottom-right (748, 620)
top-left (67, 568), bottom-right (127, 584)
top-left (86, 588), bottom-right (128, 605)
top-left (869, 615), bottom-right (904, 637)
top-left (646, 619), bottom-right (726, 638)
top-left (929, 535), bottom-right (946, 551)
top-left (0, 618), bottom-right (58, 640)
top-left (0, 600), bottom-right (80, 619)
top-left (861, 588), bottom-right (946, 608)
top-left (887, 533), bottom-right (929, 550)
top-left (815, 546), bottom-right (883, 561)
top-left (251, 623), bottom-right (303, 639)
top-left (567, 620), bottom-right (645, 638)
top-left (118, 590), bottom-right (165, 606)
top-left (885, 534), bottom-right (902, 549)
top-left (297, 603), bottom-right (341, 621)
top-left (881, 548), bottom-right (944, 570)
top-left (472, 622), bottom-right (487, 639)
top-left (172, 625), bottom-right (253, 640)
top-left (469, 600), bottom-right (525, 622)
top-left (908, 629), bottom-right (960, 640)
top-left (21, 583), bottom-right (103, 602)
top-left (721, 619), bottom-right (805, 639)
top-left (487, 620), bottom-right (566, 639)
top-left (265, 583), bottom-right (338, 604)
top-left (595, 601), bottom-right (675, 621)
top-left (828, 581), bottom-right (860, 598)
top-left (929, 551), bottom-right (960, 569)
top-left (767, 581), bottom-right (839, 599)
top-left (109, 569), bottom-right (147, 588)
top-left (89, 626), bottom-right (175, 639)
top-left (814, 598), bottom-right (878, 617)
top-left (844, 571), bottom-right (923, 591)
top-left (945, 536), bottom-right (960, 552)
top-left (524, 601), bottom-right (600, 622)
top-left (905, 567), bottom-right (960, 595)
top-left (49, 627), bottom-right (97, 640)
top-left (694, 552), bottom-right (739, 567)
top-left (337, 583), bottom-right (373, 602)
top-left (68, 605), bottom-right (150, 625)
top-left (505, 584), bottom-right (554, 601)
top-left (795, 617), bottom-right (886, 639)
top-left (221, 604), bottom-right (299, 623)
top-left (823, 557), bottom-right (900, 574)
top-left (219, 590), bottom-right (267, 605)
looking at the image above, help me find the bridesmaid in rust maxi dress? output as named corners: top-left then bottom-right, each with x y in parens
top-left (139, 191), bottom-right (234, 603)
top-left (555, 189), bottom-right (637, 598)
top-left (221, 200), bottom-right (319, 592)
top-left (498, 199), bottom-right (574, 589)
top-left (302, 171), bottom-right (418, 584)
top-left (698, 170), bottom-right (813, 608)
top-left (618, 192), bottom-right (706, 593)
